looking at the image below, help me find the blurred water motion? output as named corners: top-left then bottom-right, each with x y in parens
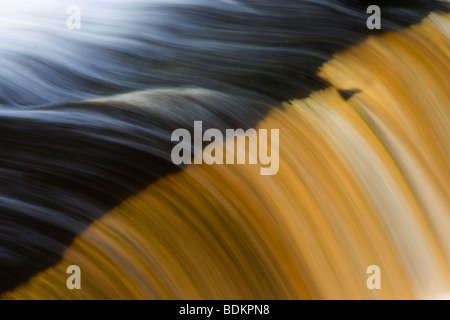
top-left (0, 1), bottom-right (449, 299)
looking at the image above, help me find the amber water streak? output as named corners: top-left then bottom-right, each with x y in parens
top-left (3, 13), bottom-right (450, 299)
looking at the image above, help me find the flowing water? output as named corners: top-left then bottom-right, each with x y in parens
top-left (0, 0), bottom-right (449, 299)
